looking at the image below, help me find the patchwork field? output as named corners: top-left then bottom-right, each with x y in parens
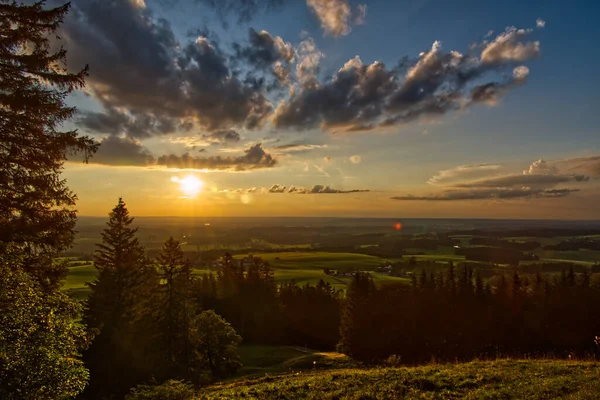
top-left (62, 251), bottom-right (409, 298)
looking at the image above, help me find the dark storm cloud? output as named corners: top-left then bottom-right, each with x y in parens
top-left (61, 0), bottom-right (272, 136)
top-left (391, 188), bottom-right (579, 201)
top-left (85, 140), bottom-right (276, 171)
top-left (272, 27), bottom-right (540, 132)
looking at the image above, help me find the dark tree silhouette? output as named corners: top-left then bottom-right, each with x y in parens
top-left (0, 0), bottom-right (97, 288)
top-left (154, 237), bottom-right (197, 379)
top-left (83, 198), bottom-right (158, 398)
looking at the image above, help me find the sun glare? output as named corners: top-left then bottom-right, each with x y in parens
top-left (171, 175), bottom-right (204, 198)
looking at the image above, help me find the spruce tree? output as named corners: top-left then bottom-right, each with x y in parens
top-left (0, 2), bottom-right (95, 397)
top-left (338, 272), bottom-right (375, 359)
top-left (155, 237), bottom-right (196, 379)
top-left (83, 198), bottom-right (157, 398)
top-left (0, 0), bottom-right (97, 288)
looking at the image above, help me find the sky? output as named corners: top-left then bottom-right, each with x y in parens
top-left (57, 0), bottom-right (600, 219)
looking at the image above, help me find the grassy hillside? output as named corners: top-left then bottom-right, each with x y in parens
top-left (197, 359), bottom-right (600, 399)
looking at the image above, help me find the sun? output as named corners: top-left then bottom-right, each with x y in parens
top-left (171, 175), bottom-right (204, 198)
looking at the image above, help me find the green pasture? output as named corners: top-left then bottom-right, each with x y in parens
top-left (234, 252), bottom-right (386, 271)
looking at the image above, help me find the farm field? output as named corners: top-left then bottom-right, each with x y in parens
top-left (62, 251), bottom-right (409, 298)
top-left (233, 252), bottom-right (387, 271)
top-left (198, 358), bottom-right (600, 399)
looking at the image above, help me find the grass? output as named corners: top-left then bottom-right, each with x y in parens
top-left (198, 358), bottom-right (600, 399)
top-left (535, 249), bottom-right (600, 265)
top-left (233, 345), bottom-right (358, 380)
top-left (234, 252), bottom-right (387, 272)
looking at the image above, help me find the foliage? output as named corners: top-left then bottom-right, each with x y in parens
top-left (0, 261), bottom-right (89, 399)
top-left (153, 237), bottom-right (197, 380)
top-left (190, 310), bottom-right (242, 380)
top-left (338, 265), bottom-right (600, 363)
top-left (279, 280), bottom-right (341, 350)
top-left (83, 198), bottom-right (159, 398)
top-left (0, 0), bottom-right (97, 288)
top-left (197, 359), bottom-right (600, 399)
top-left (126, 380), bottom-right (195, 400)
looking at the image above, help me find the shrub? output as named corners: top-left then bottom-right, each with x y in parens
top-left (126, 380), bottom-right (195, 400)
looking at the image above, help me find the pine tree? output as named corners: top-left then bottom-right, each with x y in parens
top-left (155, 237), bottom-right (197, 378)
top-left (0, 0), bottom-right (97, 288)
top-left (83, 198), bottom-right (157, 398)
top-left (0, 2), bottom-right (96, 397)
top-left (338, 272), bottom-right (375, 359)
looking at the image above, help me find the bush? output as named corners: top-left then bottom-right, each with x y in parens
top-left (126, 380), bottom-right (195, 400)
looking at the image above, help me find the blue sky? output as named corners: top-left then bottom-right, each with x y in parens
top-left (60, 0), bottom-right (599, 218)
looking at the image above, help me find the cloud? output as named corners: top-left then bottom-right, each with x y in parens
top-left (536, 18), bottom-right (546, 28)
top-left (391, 187), bottom-right (579, 201)
top-left (403, 156), bottom-right (594, 202)
top-left (553, 155), bottom-right (600, 177)
top-left (523, 159), bottom-right (557, 175)
top-left (295, 36), bottom-right (324, 86)
top-left (272, 26), bottom-right (541, 132)
top-left (78, 108), bottom-right (177, 139)
top-left (89, 136), bottom-right (155, 166)
top-left (63, 3), bottom-right (542, 141)
top-left (167, 130), bottom-right (240, 148)
top-left (480, 27), bottom-right (540, 65)
top-left (266, 183), bottom-right (369, 193)
top-left (62, 0), bottom-right (272, 136)
top-left (307, 0), bottom-right (352, 37)
top-left (454, 174), bottom-right (588, 189)
top-left (354, 4), bottom-right (367, 25)
top-left (203, 130), bottom-right (241, 144)
top-left (156, 143), bottom-right (276, 171)
top-left (273, 143), bottom-right (327, 153)
top-left (84, 140), bottom-right (276, 171)
top-left (158, 0), bottom-right (287, 26)
top-left (428, 163), bottom-right (502, 186)
top-left (234, 28), bottom-right (295, 87)
top-left (349, 155), bottom-right (362, 164)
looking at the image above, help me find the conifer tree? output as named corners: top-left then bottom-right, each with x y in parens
top-left (338, 272), bottom-right (375, 358)
top-left (0, 2), bottom-right (95, 397)
top-left (83, 198), bottom-right (157, 398)
top-left (155, 237), bottom-right (197, 378)
top-left (0, 0), bottom-right (97, 288)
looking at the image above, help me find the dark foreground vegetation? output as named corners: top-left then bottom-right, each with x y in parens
top-left (195, 359), bottom-right (600, 400)
top-left (1, 2), bottom-right (600, 400)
